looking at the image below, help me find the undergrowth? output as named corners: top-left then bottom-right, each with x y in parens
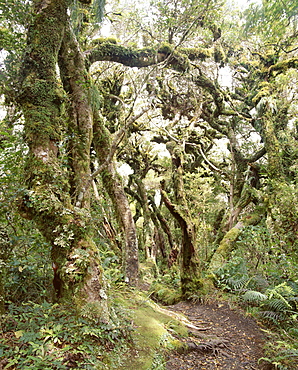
top-left (213, 255), bottom-right (298, 369)
top-left (0, 300), bottom-right (132, 369)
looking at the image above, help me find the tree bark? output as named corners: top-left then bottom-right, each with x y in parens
top-left (262, 110), bottom-right (283, 181)
top-left (58, 20), bottom-right (93, 209)
top-left (86, 41), bottom-right (213, 72)
top-left (161, 143), bottom-right (201, 297)
top-left (17, 0), bottom-right (107, 318)
top-left (148, 195), bottom-right (175, 257)
top-left (133, 177), bottom-right (156, 261)
top-left (93, 113), bottom-right (139, 286)
top-left (0, 226), bottom-right (10, 314)
top-left (208, 210), bottom-right (263, 272)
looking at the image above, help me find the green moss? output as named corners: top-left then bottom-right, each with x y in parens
top-left (269, 57), bottom-right (298, 74)
top-left (252, 81), bottom-right (271, 103)
top-left (158, 42), bottom-right (173, 55)
top-left (150, 282), bottom-right (181, 305)
top-left (179, 47), bottom-right (212, 61)
top-left (112, 290), bottom-right (188, 369)
top-left (173, 52), bottom-right (191, 72)
top-left (77, 300), bottom-right (109, 323)
top-left (216, 227), bottom-right (241, 257)
top-left (90, 42), bottom-right (156, 68)
top-left (140, 259), bottom-right (159, 283)
top-left (208, 253), bottom-right (225, 271)
top-left (92, 36), bottom-right (118, 45)
top-left (180, 274), bottom-right (206, 298)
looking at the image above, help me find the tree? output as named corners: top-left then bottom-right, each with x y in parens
top-left (11, 0), bottom-right (110, 317)
top-left (1, 0), bottom-right (297, 309)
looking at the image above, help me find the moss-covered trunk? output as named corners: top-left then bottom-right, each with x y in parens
top-left (208, 210), bottom-right (263, 272)
top-left (93, 114), bottom-right (139, 286)
top-left (135, 177), bottom-right (157, 261)
top-left (0, 226), bottom-right (10, 314)
top-left (17, 0), bottom-right (107, 318)
top-left (148, 195), bottom-right (176, 263)
top-left (58, 21), bottom-right (93, 209)
top-left (208, 115), bottom-right (278, 269)
top-left (262, 110), bottom-right (283, 181)
top-left (162, 143), bottom-right (201, 297)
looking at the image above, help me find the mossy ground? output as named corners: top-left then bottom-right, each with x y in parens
top-left (112, 289), bottom-right (188, 370)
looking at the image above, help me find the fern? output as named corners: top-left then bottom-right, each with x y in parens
top-left (225, 275), bottom-right (249, 291)
top-left (264, 298), bottom-right (292, 313)
top-left (288, 327), bottom-right (298, 338)
top-left (280, 348), bottom-right (298, 358)
top-left (214, 257), bottom-right (249, 292)
top-left (242, 290), bottom-right (267, 304)
top-left (288, 297), bottom-right (298, 310)
top-left (249, 275), bottom-right (269, 292)
top-left (259, 310), bottom-right (286, 324)
top-left (266, 282), bottom-right (295, 300)
top-left (243, 282), bottom-right (298, 326)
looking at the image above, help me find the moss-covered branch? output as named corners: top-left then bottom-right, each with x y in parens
top-left (268, 57), bottom-right (298, 75)
top-left (58, 20), bottom-right (93, 208)
top-left (194, 75), bottom-right (225, 117)
top-left (86, 40), bottom-right (215, 72)
top-left (208, 210), bottom-right (263, 272)
top-left (87, 42), bottom-right (160, 67)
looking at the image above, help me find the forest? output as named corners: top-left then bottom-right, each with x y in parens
top-left (0, 0), bottom-right (297, 368)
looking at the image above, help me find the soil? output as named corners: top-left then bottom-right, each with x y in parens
top-left (165, 300), bottom-right (272, 370)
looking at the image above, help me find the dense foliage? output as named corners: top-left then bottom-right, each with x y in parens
top-left (0, 0), bottom-right (298, 368)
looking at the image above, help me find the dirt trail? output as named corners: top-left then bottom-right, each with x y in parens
top-left (165, 301), bottom-right (271, 370)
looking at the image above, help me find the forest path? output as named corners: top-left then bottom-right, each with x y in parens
top-left (165, 300), bottom-right (270, 370)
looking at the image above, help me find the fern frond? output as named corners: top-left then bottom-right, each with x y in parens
top-left (288, 297), bottom-right (298, 310)
top-left (92, 0), bottom-right (105, 23)
top-left (279, 348), bottom-right (298, 358)
top-left (264, 298), bottom-right (291, 312)
top-left (258, 310), bottom-right (286, 323)
top-left (242, 290), bottom-right (267, 304)
top-left (266, 282), bottom-right (295, 299)
top-left (265, 283), bottom-right (295, 312)
top-left (288, 327), bottom-right (298, 338)
top-left (226, 275), bottom-right (249, 291)
top-left (248, 276), bottom-right (269, 292)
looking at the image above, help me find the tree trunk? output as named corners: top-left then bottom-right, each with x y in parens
top-left (162, 143), bottom-right (201, 297)
top-left (149, 195), bottom-right (176, 264)
top-left (58, 21), bottom-right (93, 209)
top-left (262, 110), bottom-right (283, 181)
top-left (17, 0), bottom-right (107, 319)
top-left (134, 177), bottom-right (156, 261)
top-left (93, 113), bottom-right (139, 286)
top-left (208, 210), bottom-right (263, 272)
top-left (0, 226), bottom-right (10, 314)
